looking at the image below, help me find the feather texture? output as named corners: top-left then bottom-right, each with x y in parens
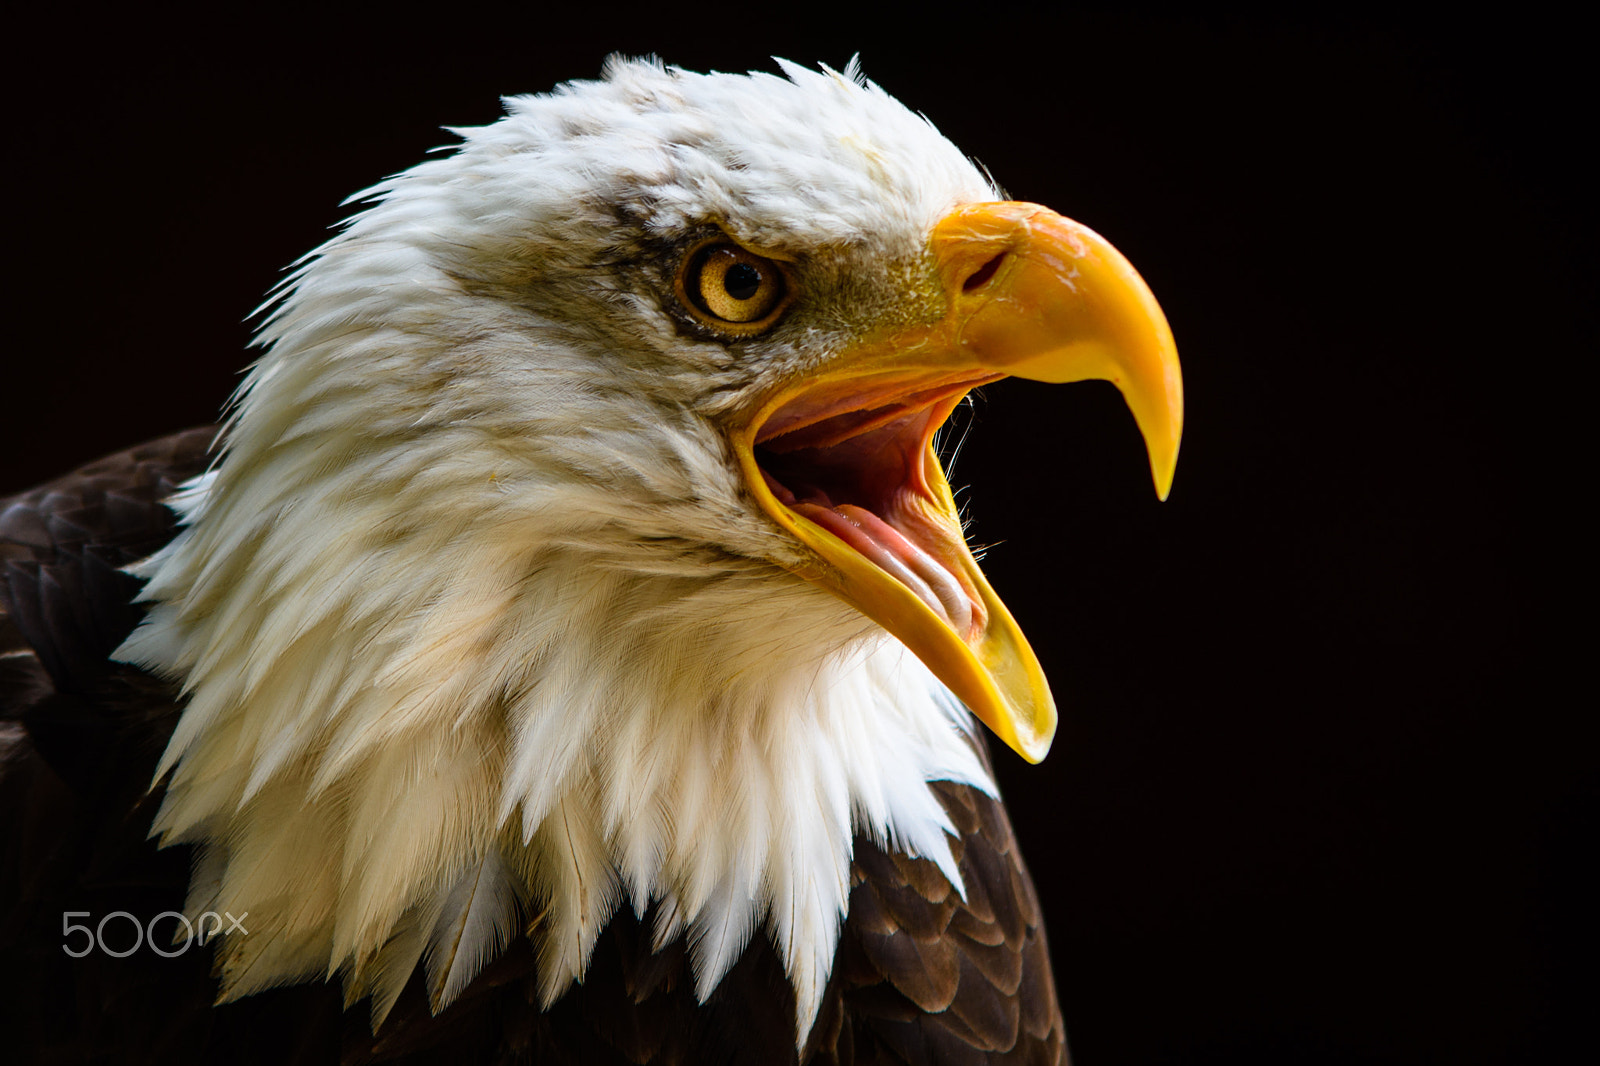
top-left (425, 849), bottom-right (526, 1012)
top-left (1, 430), bottom-right (1065, 1060)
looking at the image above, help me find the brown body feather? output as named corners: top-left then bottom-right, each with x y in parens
top-left (0, 432), bottom-right (1066, 1064)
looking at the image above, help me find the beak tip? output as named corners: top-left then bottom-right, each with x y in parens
top-left (1006, 691), bottom-right (1057, 764)
top-left (1018, 737), bottom-right (1053, 765)
top-left (1147, 434), bottom-right (1180, 502)
top-left (1154, 464), bottom-right (1176, 502)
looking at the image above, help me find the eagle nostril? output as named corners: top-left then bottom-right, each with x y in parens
top-left (962, 252), bottom-right (1006, 293)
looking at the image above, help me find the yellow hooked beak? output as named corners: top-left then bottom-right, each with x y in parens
top-left (732, 202), bottom-right (1182, 762)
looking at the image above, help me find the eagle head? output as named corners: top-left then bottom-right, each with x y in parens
top-left (117, 57), bottom-right (1181, 1042)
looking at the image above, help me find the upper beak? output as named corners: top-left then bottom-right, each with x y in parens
top-left (934, 202), bottom-right (1183, 499)
top-left (733, 201), bottom-right (1182, 762)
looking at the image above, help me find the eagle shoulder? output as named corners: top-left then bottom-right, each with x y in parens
top-left (814, 776), bottom-right (1068, 1065)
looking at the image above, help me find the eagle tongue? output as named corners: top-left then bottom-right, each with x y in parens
top-left (791, 500), bottom-right (974, 640)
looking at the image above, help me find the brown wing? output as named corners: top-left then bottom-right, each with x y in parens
top-left (1, 427), bottom-right (216, 690)
top-left (1, 432), bottom-right (1066, 1065)
top-left (811, 776), bottom-right (1069, 1066)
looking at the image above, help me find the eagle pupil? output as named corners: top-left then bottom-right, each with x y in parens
top-left (724, 263), bottom-right (761, 301)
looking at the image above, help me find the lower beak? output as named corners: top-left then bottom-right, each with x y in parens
top-left (735, 201), bottom-right (1182, 762)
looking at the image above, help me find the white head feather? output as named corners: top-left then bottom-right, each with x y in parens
top-left (118, 57), bottom-right (1001, 1042)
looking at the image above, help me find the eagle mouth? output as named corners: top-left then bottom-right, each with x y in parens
top-left (751, 372), bottom-right (1003, 642)
top-left (724, 202), bottom-right (1182, 764)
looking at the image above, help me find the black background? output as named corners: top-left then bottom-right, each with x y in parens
top-left (5, 5), bottom-right (1587, 1063)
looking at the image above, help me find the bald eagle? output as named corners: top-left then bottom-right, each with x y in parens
top-left (0, 59), bottom-right (1180, 1064)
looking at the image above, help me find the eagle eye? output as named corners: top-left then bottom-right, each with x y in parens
top-left (677, 240), bottom-right (790, 335)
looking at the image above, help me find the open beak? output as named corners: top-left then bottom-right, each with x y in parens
top-left (731, 201), bottom-right (1182, 763)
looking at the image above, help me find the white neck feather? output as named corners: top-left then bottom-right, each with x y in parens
top-left (119, 346), bottom-right (993, 1044)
